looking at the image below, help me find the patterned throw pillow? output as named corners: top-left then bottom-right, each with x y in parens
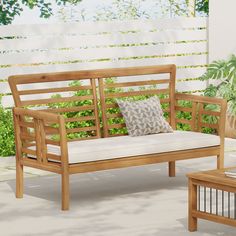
top-left (117, 96), bottom-right (173, 136)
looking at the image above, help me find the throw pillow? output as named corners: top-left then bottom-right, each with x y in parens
top-left (117, 96), bottom-right (173, 136)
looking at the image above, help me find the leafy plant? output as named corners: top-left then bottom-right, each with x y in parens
top-left (196, 0), bottom-right (209, 15)
top-left (0, 103), bottom-right (15, 156)
top-left (48, 80), bottom-right (95, 140)
top-left (0, 0), bottom-right (83, 25)
top-left (200, 54), bottom-right (236, 115)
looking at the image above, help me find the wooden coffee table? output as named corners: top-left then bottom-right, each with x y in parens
top-left (187, 168), bottom-right (236, 231)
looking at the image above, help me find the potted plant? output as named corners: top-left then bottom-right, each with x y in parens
top-left (200, 54), bottom-right (236, 138)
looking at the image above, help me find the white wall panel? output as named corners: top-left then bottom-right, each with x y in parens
top-left (0, 18), bottom-right (208, 107)
top-left (209, 0), bottom-right (236, 61)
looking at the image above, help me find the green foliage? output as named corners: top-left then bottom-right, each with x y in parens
top-left (48, 80), bottom-right (95, 140)
top-left (0, 0), bottom-right (82, 25)
top-left (200, 54), bottom-right (236, 115)
top-left (94, 0), bottom-right (150, 21)
top-left (175, 99), bottom-right (218, 134)
top-left (0, 104), bottom-right (15, 156)
top-left (196, 0), bottom-right (209, 15)
top-left (176, 100), bottom-right (191, 131)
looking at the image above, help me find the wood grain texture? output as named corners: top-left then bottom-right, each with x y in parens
top-left (9, 64), bottom-right (226, 210)
top-left (188, 178), bottom-right (198, 232)
top-left (187, 168), bottom-right (236, 230)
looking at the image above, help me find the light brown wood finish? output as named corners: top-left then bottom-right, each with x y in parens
top-left (188, 178), bottom-right (198, 232)
top-left (187, 168), bottom-right (236, 231)
top-left (98, 65), bottom-right (175, 137)
top-left (175, 93), bottom-right (227, 169)
top-left (59, 116), bottom-right (70, 210)
top-left (9, 64), bottom-right (227, 210)
top-left (69, 146), bottom-right (220, 174)
top-left (13, 110), bottom-right (24, 198)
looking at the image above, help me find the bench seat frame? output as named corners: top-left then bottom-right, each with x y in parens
top-left (9, 65), bottom-right (227, 210)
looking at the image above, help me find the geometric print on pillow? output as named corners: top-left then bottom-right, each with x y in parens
top-left (117, 96), bottom-right (173, 137)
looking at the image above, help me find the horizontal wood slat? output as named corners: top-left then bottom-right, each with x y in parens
top-left (108, 123), bottom-right (126, 129)
top-left (104, 79), bottom-right (170, 88)
top-left (105, 89), bottom-right (169, 98)
top-left (201, 110), bottom-right (221, 116)
top-left (65, 116), bottom-right (96, 123)
top-left (21, 95), bottom-right (94, 106)
top-left (19, 121), bottom-right (59, 134)
top-left (45, 139), bottom-right (60, 146)
top-left (21, 158), bottom-right (61, 173)
top-left (175, 93), bottom-right (225, 105)
top-left (69, 146), bottom-right (220, 175)
top-left (18, 85), bottom-right (92, 95)
top-left (21, 133), bottom-right (35, 141)
top-left (66, 126), bottom-right (97, 134)
top-left (175, 119), bottom-right (192, 125)
top-left (41, 105), bottom-right (95, 113)
top-left (107, 113), bottom-right (123, 119)
top-left (46, 153), bottom-right (61, 161)
top-left (199, 122), bottom-right (218, 129)
top-left (22, 147), bottom-right (61, 162)
top-left (105, 98), bottom-right (170, 109)
top-left (14, 107), bottom-right (60, 123)
top-left (22, 147), bottom-right (36, 156)
top-left (21, 132), bottom-right (60, 146)
top-left (67, 135), bottom-right (99, 142)
top-left (9, 65), bottom-right (176, 84)
top-left (175, 106), bottom-right (193, 112)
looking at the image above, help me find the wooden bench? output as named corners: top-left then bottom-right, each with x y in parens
top-left (8, 64), bottom-right (227, 210)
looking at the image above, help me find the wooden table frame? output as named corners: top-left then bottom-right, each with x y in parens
top-left (188, 169), bottom-right (236, 231)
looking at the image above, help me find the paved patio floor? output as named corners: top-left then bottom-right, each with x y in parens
top-left (0, 138), bottom-right (236, 236)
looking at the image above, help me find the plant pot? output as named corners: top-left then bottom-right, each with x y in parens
top-left (225, 115), bottom-right (236, 138)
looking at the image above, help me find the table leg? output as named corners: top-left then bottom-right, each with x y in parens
top-left (188, 178), bottom-right (198, 232)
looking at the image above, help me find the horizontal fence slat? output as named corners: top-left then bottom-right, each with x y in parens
top-left (0, 82), bottom-right (11, 94)
top-left (0, 54), bottom-right (207, 81)
top-left (0, 29), bottom-right (207, 51)
top-left (0, 42), bottom-right (207, 65)
top-left (1, 55), bottom-right (207, 79)
top-left (0, 18), bottom-right (207, 37)
top-left (176, 67), bottom-right (206, 80)
top-left (176, 80), bottom-right (206, 92)
top-left (0, 18), bottom-right (208, 108)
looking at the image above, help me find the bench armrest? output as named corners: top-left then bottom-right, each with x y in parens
top-left (13, 107), bottom-right (68, 165)
top-left (174, 93), bottom-right (227, 141)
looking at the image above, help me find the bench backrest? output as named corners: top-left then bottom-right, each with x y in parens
top-left (9, 64), bottom-right (176, 140)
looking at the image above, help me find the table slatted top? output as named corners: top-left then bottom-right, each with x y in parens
top-left (187, 167), bottom-right (236, 188)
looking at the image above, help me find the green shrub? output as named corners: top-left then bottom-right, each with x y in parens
top-left (1, 77), bottom-right (215, 157)
top-left (175, 99), bottom-right (217, 134)
top-left (0, 104), bottom-right (15, 156)
top-left (49, 80), bottom-right (96, 140)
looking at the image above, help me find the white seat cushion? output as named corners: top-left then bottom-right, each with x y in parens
top-left (46, 131), bottom-right (220, 164)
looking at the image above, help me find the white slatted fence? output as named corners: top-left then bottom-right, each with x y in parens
top-left (0, 17), bottom-right (208, 107)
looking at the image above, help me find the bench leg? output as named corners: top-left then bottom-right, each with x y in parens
top-left (217, 152), bottom-right (224, 169)
top-left (61, 171), bottom-right (70, 211)
top-left (16, 158), bottom-right (24, 198)
top-left (168, 161), bottom-right (176, 177)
